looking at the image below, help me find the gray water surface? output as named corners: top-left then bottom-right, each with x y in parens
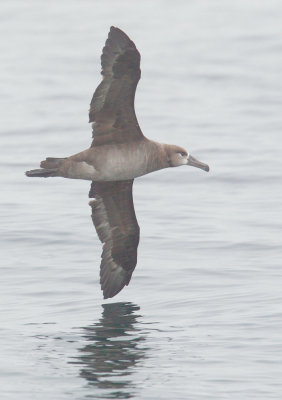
top-left (1, 1), bottom-right (282, 399)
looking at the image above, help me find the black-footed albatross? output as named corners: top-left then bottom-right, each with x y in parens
top-left (26, 27), bottom-right (209, 299)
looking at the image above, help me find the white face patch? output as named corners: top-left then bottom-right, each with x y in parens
top-left (177, 151), bottom-right (189, 159)
top-left (177, 152), bottom-right (189, 165)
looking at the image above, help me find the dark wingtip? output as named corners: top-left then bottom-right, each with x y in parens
top-left (110, 26), bottom-right (121, 32)
top-left (25, 170), bottom-right (35, 177)
top-left (102, 284), bottom-right (124, 300)
top-left (109, 26), bottom-right (120, 36)
top-left (25, 168), bottom-right (57, 177)
top-left (108, 26), bottom-right (134, 47)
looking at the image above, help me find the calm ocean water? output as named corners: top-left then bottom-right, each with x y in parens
top-left (1, 0), bottom-right (282, 398)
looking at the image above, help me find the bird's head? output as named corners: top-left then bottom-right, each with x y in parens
top-left (166, 145), bottom-right (209, 172)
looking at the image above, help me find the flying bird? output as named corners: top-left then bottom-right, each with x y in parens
top-left (26, 27), bottom-right (209, 299)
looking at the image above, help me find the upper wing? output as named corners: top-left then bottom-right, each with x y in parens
top-left (89, 27), bottom-right (144, 147)
top-left (89, 180), bottom-right (140, 299)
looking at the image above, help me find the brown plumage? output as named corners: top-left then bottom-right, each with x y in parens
top-left (89, 27), bottom-right (143, 147)
top-left (89, 180), bottom-right (139, 298)
top-left (25, 27), bottom-right (209, 299)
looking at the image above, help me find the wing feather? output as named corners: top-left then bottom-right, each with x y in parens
top-left (89, 27), bottom-right (144, 147)
top-left (89, 180), bottom-right (140, 299)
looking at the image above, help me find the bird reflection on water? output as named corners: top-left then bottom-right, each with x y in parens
top-left (71, 302), bottom-right (146, 399)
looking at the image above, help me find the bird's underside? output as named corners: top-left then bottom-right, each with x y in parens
top-left (25, 26), bottom-right (210, 299)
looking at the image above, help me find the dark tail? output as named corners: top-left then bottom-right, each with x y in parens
top-left (25, 168), bottom-right (58, 178)
top-left (25, 157), bottom-right (67, 178)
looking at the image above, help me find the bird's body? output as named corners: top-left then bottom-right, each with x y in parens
top-left (26, 27), bottom-right (209, 299)
top-left (52, 139), bottom-right (169, 181)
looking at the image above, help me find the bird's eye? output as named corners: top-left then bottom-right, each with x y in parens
top-left (179, 152), bottom-right (186, 157)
